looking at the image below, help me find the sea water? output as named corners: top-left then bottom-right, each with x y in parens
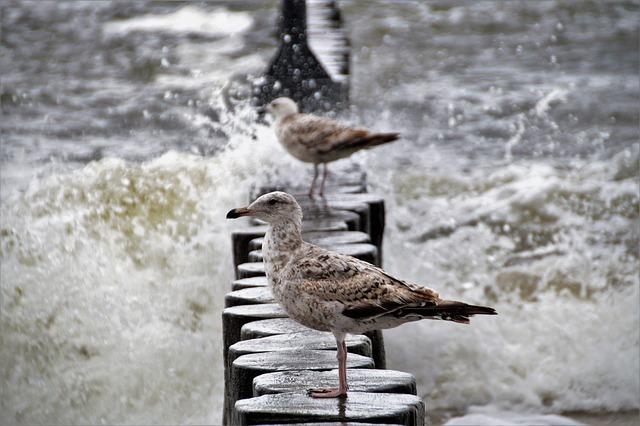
top-left (1, 1), bottom-right (638, 424)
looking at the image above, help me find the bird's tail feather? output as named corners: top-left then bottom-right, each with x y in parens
top-left (325, 132), bottom-right (400, 154)
top-left (359, 132), bottom-right (400, 148)
top-left (398, 300), bottom-right (497, 324)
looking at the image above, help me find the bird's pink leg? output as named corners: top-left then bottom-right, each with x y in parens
top-left (309, 164), bottom-right (319, 197)
top-left (308, 333), bottom-right (348, 398)
top-left (339, 339), bottom-right (348, 390)
top-left (318, 163), bottom-right (329, 196)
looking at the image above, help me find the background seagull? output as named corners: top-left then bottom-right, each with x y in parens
top-left (227, 191), bottom-right (497, 398)
top-left (262, 98), bottom-right (400, 196)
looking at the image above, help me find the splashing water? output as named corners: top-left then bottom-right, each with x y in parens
top-left (1, 1), bottom-right (638, 425)
top-left (0, 107), bottom-right (302, 424)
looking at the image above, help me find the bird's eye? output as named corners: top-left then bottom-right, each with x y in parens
top-left (268, 199), bottom-right (278, 205)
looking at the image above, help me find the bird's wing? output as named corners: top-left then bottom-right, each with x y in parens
top-left (280, 114), bottom-right (370, 153)
top-left (288, 244), bottom-right (440, 319)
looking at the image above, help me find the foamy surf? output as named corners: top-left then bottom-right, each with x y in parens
top-left (444, 411), bottom-right (583, 426)
top-left (2, 1), bottom-right (638, 424)
top-left (364, 141), bottom-right (639, 419)
top-left (103, 6), bottom-right (253, 38)
top-left (0, 119), bottom-right (299, 424)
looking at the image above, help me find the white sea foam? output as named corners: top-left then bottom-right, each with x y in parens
top-left (2, 1), bottom-right (638, 424)
top-left (2, 124), bottom-right (638, 424)
top-left (364, 142), bottom-right (640, 416)
top-left (104, 6), bottom-right (252, 38)
top-left (0, 110), bottom-right (300, 424)
top-left (444, 411), bottom-right (582, 426)
top-left (535, 88), bottom-right (568, 117)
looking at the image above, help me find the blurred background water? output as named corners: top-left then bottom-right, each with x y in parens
top-left (1, 1), bottom-right (638, 424)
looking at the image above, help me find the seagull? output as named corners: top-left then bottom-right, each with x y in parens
top-left (227, 191), bottom-right (497, 398)
top-left (262, 97), bottom-right (399, 197)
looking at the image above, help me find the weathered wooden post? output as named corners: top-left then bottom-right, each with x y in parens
top-left (253, 368), bottom-right (417, 396)
top-left (253, 0), bottom-right (349, 112)
top-left (235, 392), bottom-right (425, 425)
top-left (226, 335), bottom-right (373, 424)
top-left (231, 350), bottom-right (374, 424)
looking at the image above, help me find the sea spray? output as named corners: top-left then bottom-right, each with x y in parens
top-left (365, 143), bottom-right (639, 415)
top-left (2, 1), bottom-right (638, 424)
top-left (0, 119), bottom-right (298, 424)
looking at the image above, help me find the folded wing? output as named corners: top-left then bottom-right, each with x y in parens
top-left (289, 244), bottom-right (496, 324)
top-left (289, 244), bottom-right (439, 314)
top-left (281, 114), bottom-right (399, 157)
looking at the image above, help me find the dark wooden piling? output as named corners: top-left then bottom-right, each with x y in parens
top-left (252, 0), bottom-right (349, 112)
top-left (230, 351), bottom-right (375, 424)
top-left (297, 199), bottom-right (371, 236)
top-left (232, 276), bottom-right (269, 291)
top-left (249, 423), bottom-right (400, 426)
top-left (235, 392), bottom-right (425, 426)
top-left (253, 369), bottom-right (417, 395)
top-left (365, 330), bottom-right (386, 369)
top-left (222, 304), bottom-right (288, 366)
top-left (229, 334), bottom-right (372, 365)
top-left (222, 303), bottom-right (289, 425)
top-left (231, 227), bottom-right (269, 273)
top-left (237, 262), bottom-right (267, 279)
top-left (323, 193), bottom-right (386, 252)
top-left (298, 209), bottom-right (362, 232)
top-left (225, 287), bottom-right (275, 308)
top-left (241, 318), bottom-right (312, 340)
top-left (225, 335), bottom-right (372, 424)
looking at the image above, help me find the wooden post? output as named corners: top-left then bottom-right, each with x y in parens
top-left (253, 0), bottom-right (349, 112)
top-left (254, 368), bottom-right (417, 395)
top-left (231, 276), bottom-right (268, 291)
top-left (230, 350), bottom-right (374, 424)
top-left (235, 392), bottom-right (425, 425)
top-left (222, 303), bottom-right (288, 425)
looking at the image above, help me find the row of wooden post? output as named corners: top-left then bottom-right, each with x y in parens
top-left (221, 174), bottom-right (425, 425)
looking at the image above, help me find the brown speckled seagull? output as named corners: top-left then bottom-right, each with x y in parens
top-left (263, 97), bottom-right (399, 196)
top-left (227, 191), bottom-right (497, 398)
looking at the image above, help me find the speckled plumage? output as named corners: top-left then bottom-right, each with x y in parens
top-left (227, 191), bottom-right (497, 397)
top-left (263, 97), bottom-right (399, 195)
top-left (275, 113), bottom-right (394, 164)
top-left (265, 232), bottom-right (444, 334)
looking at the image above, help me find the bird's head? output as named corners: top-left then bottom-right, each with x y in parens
top-left (226, 191), bottom-right (303, 224)
top-left (264, 97), bottom-right (299, 120)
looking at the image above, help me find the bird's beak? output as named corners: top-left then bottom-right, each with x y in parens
top-left (256, 105), bottom-right (266, 115)
top-left (226, 207), bottom-right (252, 219)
